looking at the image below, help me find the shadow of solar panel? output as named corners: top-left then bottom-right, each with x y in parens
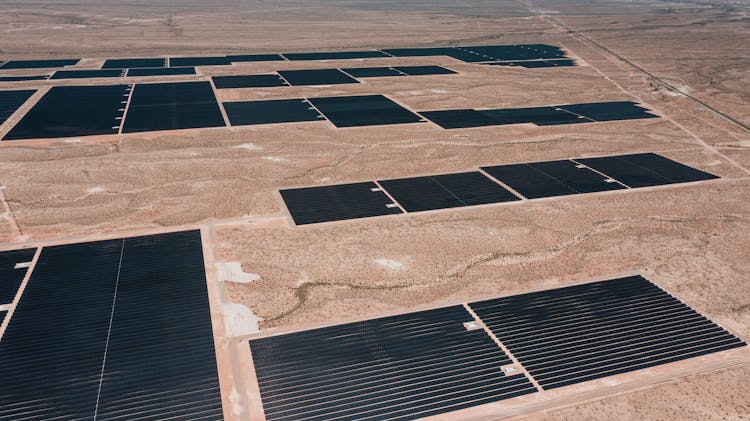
top-left (0, 89), bottom-right (35, 126)
top-left (278, 69), bottom-right (359, 86)
top-left (122, 81), bottom-right (225, 133)
top-left (228, 54), bottom-right (286, 62)
top-left (393, 65), bottom-right (457, 76)
top-left (482, 106), bottom-right (590, 126)
top-left (4, 85), bottom-right (129, 140)
top-left (486, 59), bottom-right (576, 68)
top-left (170, 56), bottom-right (230, 67)
top-left (0, 59), bottom-right (79, 69)
top-left (419, 109), bottom-right (499, 129)
top-left (0, 75), bottom-right (49, 82)
top-left (379, 171), bottom-right (520, 212)
top-left (224, 99), bottom-right (322, 126)
top-left (213, 74), bottom-right (288, 89)
top-left (127, 67), bottom-right (196, 77)
top-left (469, 276), bottom-right (746, 390)
top-left (576, 153), bottom-right (719, 188)
top-left (558, 101), bottom-right (659, 122)
top-left (50, 69), bottom-right (125, 79)
top-left (0, 247), bottom-right (35, 304)
top-left (250, 306), bottom-right (537, 421)
top-left (0, 230), bottom-right (224, 419)
top-left (282, 51), bottom-right (388, 60)
top-left (280, 181), bottom-right (403, 225)
top-left (481, 159), bottom-right (625, 199)
top-left (102, 58), bottom-right (167, 69)
top-left (341, 67), bottom-right (405, 78)
top-left (309, 95), bottom-right (423, 127)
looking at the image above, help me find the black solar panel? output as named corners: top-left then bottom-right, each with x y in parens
top-left (50, 69), bottom-right (126, 79)
top-left (122, 81), bottom-right (225, 133)
top-left (224, 99), bottom-right (323, 126)
top-left (0, 59), bottom-right (79, 70)
top-left (470, 276), bottom-right (746, 390)
top-left (282, 51), bottom-right (389, 61)
top-left (482, 106), bottom-right (588, 126)
top-left (0, 230), bottom-right (224, 419)
top-left (393, 65), bottom-right (457, 76)
top-left (0, 75), bottom-right (49, 82)
top-left (4, 85), bottom-right (130, 140)
top-left (0, 89), bottom-right (35, 126)
top-left (250, 306), bottom-right (537, 421)
top-left (481, 159), bottom-right (625, 199)
top-left (0, 248), bottom-right (36, 304)
top-left (576, 153), bottom-right (719, 188)
top-left (309, 95), bottom-right (423, 128)
top-left (95, 231), bottom-right (223, 419)
top-left (462, 44), bottom-right (567, 61)
top-left (378, 171), bottom-right (520, 212)
top-left (485, 59), bottom-right (576, 68)
top-left (213, 74), bottom-right (288, 89)
top-left (126, 67), bottom-right (196, 77)
top-left (280, 181), bottom-right (403, 225)
top-left (169, 56), bottom-right (230, 67)
top-left (102, 58), bottom-right (167, 69)
top-left (341, 67), bottom-right (405, 78)
top-left (559, 101), bottom-right (659, 122)
top-left (228, 54), bottom-right (286, 62)
top-left (278, 69), bottom-right (359, 86)
top-left (0, 238), bottom-right (125, 419)
top-left (418, 109), bottom-right (499, 129)
top-left (420, 106), bottom-right (591, 128)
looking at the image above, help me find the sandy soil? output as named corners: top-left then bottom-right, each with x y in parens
top-left (1, 1), bottom-right (749, 420)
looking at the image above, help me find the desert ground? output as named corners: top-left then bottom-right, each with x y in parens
top-left (1, 0), bottom-right (749, 419)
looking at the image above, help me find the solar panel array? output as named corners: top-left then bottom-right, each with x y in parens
top-left (0, 248), bottom-right (36, 305)
top-left (249, 275), bottom-right (745, 420)
top-left (0, 59), bottom-right (80, 70)
top-left (250, 306), bottom-right (537, 421)
top-left (4, 85), bottom-right (131, 140)
top-left (280, 153), bottom-right (718, 225)
top-left (420, 101), bottom-right (658, 129)
top-left (121, 81), bottom-right (225, 133)
top-left (308, 95), bottom-right (424, 127)
top-left (469, 275), bottom-right (746, 390)
top-left (0, 230), bottom-right (224, 420)
top-left (484, 59), bottom-right (576, 68)
top-left (212, 65), bottom-right (456, 89)
top-left (0, 90), bottom-right (35, 126)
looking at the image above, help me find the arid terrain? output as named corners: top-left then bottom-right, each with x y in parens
top-left (1, 0), bottom-right (749, 420)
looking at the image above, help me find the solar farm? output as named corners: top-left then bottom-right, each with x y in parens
top-left (0, 0), bottom-right (749, 420)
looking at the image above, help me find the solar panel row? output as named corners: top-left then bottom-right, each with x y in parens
top-left (249, 275), bottom-right (745, 420)
top-left (0, 248), bottom-right (36, 305)
top-left (0, 230), bottom-right (224, 420)
top-left (280, 153), bottom-right (718, 225)
top-left (250, 305), bottom-right (537, 421)
top-left (420, 101), bottom-right (659, 129)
